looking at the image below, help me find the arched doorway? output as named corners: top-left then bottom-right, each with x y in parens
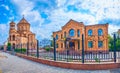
top-left (69, 42), bottom-right (75, 50)
top-left (13, 43), bottom-right (15, 49)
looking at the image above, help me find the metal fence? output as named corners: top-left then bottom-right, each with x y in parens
top-left (9, 46), bottom-right (120, 63)
top-left (6, 34), bottom-right (120, 63)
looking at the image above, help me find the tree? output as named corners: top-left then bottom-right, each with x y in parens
top-left (7, 42), bottom-right (11, 51)
top-left (108, 34), bottom-right (114, 51)
top-left (50, 40), bottom-right (53, 47)
top-left (108, 34), bottom-right (120, 51)
top-left (116, 38), bottom-right (120, 51)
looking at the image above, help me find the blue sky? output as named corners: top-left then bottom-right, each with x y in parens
top-left (0, 0), bottom-right (120, 45)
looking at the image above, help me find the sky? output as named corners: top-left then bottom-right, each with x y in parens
top-left (0, 0), bottom-right (120, 45)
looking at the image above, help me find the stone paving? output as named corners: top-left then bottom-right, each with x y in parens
top-left (0, 52), bottom-right (120, 73)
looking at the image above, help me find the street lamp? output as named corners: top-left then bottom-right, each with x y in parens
top-left (64, 36), bottom-right (71, 62)
top-left (53, 37), bottom-right (56, 61)
top-left (37, 40), bottom-right (39, 58)
top-left (112, 32), bottom-right (117, 63)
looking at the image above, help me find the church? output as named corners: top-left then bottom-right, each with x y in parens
top-left (8, 17), bottom-right (37, 50)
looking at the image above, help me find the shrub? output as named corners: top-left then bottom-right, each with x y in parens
top-left (15, 48), bottom-right (26, 53)
top-left (21, 48), bottom-right (26, 53)
top-left (45, 47), bottom-right (51, 52)
top-left (94, 57), bottom-right (100, 62)
top-left (7, 43), bottom-right (11, 51)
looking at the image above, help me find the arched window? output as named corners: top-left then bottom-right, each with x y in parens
top-left (98, 29), bottom-right (103, 36)
top-left (61, 34), bottom-right (63, 39)
top-left (13, 35), bottom-right (15, 41)
top-left (98, 41), bottom-right (103, 48)
top-left (88, 29), bottom-right (93, 36)
top-left (77, 29), bottom-right (80, 37)
top-left (56, 34), bottom-right (58, 40)
top-left (22, 26), bottom-right (24, 30)
top-left (69, 29), bottom-right (75, 37)
top-left (88, 41), bottom-right (93, 48)
top-left (10, 35), bottom-right (11, 40)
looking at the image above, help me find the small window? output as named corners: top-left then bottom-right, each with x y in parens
top-left (56, 35), bottom-right (58, 40)
top-left (98, 41), bottom-right (103, 48)
top-left (88, 29), bottom-right (93, 36)
top-left (64, 32), bottom-right (66, 38)
top-left (61, 43), bottom-right (63, 48)
top-left (56, 43), bottom-right (58, 48)
top-left (88, 41), bottom-right (93, 48)
top-left (10, 35), bottom-right (11, 41)
top-left (77, 29), bottom-right (80, 37)
top-left (69, 29), bottom-right (75, 37)
top-left (98, 29), bottom-right (103, 36)
top-left (78, 40), bottom-right (80, 50)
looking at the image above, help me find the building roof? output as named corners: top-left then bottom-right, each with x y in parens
top-left (10, 21), bottom-right (15, 25)
top-left (62, 19), bottom-right (84, 29)
top-left (85, 23), bottom-right (109, 27)
top-left (117, 29), bottom-right (120, 34)
top-left (18, 17), bottom-right (30, 25)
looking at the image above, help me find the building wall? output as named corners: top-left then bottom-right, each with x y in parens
top-left (85, 24), bottom-right (108, 52)
top-left (53, 20), bottom-right (109, 53)
top-left (53, 20), bottom-right (85, 52)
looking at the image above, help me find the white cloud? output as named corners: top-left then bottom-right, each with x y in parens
top-left (0, 24), bottom-right (9, 45)
top-left (10, 0), bottom-right (120, 40)
top-left (12, 0), bottom-right (44, 25)
top-left (56, 0), bottom-right (67, 7)
top-left (109, 24), bottom-right (120, 35)
top-left (1, 5), bottom-right (9, 10)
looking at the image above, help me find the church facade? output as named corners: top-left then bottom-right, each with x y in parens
top-left (53, 19), bottom-right (108, 53)
top-left (8, 17), bottom-right (37, 50)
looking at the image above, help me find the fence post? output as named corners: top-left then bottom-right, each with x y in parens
top-left (21, 43), bottom-right (22, 54)
top-left (37, 40), bottom-right (39, 58)
top-left (53, 38), bottom-right (56, 61)
top-left (82, 34), bottom-right (84, 63)
top-left (27, 43), bottom-right (29, 56)
top-left (113, 34), bottom-right (116, 63)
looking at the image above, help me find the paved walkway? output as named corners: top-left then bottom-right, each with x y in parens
top-left (0, 52), bottom-right (120, 73)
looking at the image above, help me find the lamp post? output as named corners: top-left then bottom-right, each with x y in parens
top-left (21, 43), bottom-right (22, 54)
top-left (37, 40), bottom-right (39, 58)
top-left (113, 33), bottom-right (116, 63)
top-left (53, 38), bottom-right (56, 61)
top-left (27, 42), bottom-right (29, 56)
top-left (82, 34), bottom-right (84, 63)
top-left (64, 36), bottom-right (71, 62)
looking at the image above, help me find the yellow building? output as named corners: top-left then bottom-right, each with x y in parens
top-left (8, 17), bottom-right (37, 49)
top-left (53, 19), bottom-right (108, 53)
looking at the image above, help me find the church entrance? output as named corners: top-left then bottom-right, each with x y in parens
top-left (13, 43), bottom-right (15, 49)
